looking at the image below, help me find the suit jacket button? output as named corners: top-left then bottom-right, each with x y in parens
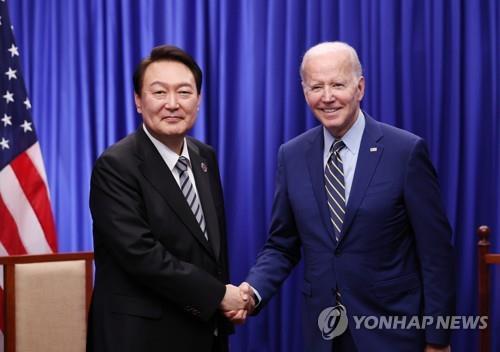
top-left (335, 250), bottom-right (341, 256)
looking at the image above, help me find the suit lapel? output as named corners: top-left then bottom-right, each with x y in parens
top-left (187, 140), bottom-right (221, 261)
top-left (340, 115), bottom-right (384, 242)
top-left (136, 129), bottom-right (215, 259)
top-left (306, 127), bottom-right (336, 243)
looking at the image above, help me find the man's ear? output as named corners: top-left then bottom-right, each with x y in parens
top-left (301, 81), bottom-right (311, 105)
top-left (134, 93), bottom-right (142, 113)
top-left (357, 76), bottom-right (365, 102)
top-left (196, 93), bottom-right (202, 111)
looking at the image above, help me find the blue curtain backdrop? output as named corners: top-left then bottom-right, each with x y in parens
top-left (7, 0), bottom-right (499, 351)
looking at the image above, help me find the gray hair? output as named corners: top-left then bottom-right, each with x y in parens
top-left (300, 41), bottom-right (363, 80)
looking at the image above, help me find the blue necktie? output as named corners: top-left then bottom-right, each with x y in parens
top-left (325, 140), bottom-right (346, 241)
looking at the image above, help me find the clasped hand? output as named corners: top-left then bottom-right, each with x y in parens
top-left (219, 282), bottom-right (255, 324)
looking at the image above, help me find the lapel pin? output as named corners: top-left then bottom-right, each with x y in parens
top-left (201, 162), bottom-right (208, 173)
top-left (370, 147), bottom-right (378, 152)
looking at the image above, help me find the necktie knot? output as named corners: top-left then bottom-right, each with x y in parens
top-left (175, 156), bottom-right (189, 172)
top-left (330, 140), bottom-right (345, 154)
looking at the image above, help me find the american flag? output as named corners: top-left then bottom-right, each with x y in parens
top-left (0, 0), bottom-right (58, 348)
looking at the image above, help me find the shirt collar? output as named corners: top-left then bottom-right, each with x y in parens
top-left (142, 124), bottom-right (191, 171)
top-left (323, 110), bottom-right (365, 157)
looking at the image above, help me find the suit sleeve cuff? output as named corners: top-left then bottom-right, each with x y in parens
top-left (250, 285), bottom-right (262, 307)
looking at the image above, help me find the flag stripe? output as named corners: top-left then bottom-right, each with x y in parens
top-left (10, 152), bottom-right (57, 252)
top-left (0, 242), bottom-right (8, 257)
top-left (26, 143), bottom-right (49, 189)
top-left (0, 195), bottom-right (27, 255)
top-left (0, 163), bottom-right (52, 254)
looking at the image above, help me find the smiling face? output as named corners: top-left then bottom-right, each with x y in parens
top-left (302, 46), bottom-right (365, 138)
top-left (134, 60), bottom-right (201, 148)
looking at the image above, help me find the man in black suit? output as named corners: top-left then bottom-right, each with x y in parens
top-left (87, 45), bottom-right (246, 352)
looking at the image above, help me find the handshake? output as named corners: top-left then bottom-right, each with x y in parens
top-left (219, 282), bottom-right (256, 324)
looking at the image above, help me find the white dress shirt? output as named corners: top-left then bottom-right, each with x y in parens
top-left (142, 124), bottom-right (206, 222)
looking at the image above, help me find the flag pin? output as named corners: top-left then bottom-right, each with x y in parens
top-left (370, 147), bottom-right (378, 152)
top-left (201, 162), bottom-right (208, 173)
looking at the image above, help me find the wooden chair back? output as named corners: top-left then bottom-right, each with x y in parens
top-left (0, 252), bottom-right (93, 352)
top-left (477, 226), bottom-right (500, 352)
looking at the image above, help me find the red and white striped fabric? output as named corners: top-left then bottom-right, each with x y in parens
top-left (0, 143), bottom-right (57, 257)
top-left (0, 1), bottom-right (58, 349)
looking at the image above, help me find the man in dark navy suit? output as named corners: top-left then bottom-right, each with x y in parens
top-left (236, 42), bottom-right (454, 352)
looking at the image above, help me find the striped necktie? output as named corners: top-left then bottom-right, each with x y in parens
top-left (325, 140), bottom-right (346, 241)
top-left (175, 156), bottom-right (208, 240)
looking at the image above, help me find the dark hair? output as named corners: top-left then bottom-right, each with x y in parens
top-left (133, 45), bottom-right (202, 95)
